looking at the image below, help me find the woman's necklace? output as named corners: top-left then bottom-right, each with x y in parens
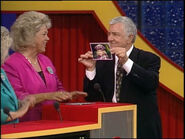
top-left (25, 56), bottom-right (38, 65)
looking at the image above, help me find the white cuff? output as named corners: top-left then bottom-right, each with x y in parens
top-left (86, 69), bottom-right (96, 80)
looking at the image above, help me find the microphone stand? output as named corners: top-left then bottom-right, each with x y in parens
top-left (53, 102), bottom-right (63, 122)
top-left (94, 83), bottom-right (106, 102)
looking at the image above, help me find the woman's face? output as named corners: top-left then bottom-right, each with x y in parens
top-left (1, 47), bottom-right (9, 64)
top-left (34, 25), bottom-right (49, 53)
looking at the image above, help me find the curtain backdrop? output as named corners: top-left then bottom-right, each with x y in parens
top-left (157, 86), bottom-right (184, 138)
top-left (45, 14), bottom-right (107, 91)
top-left (40, 13), bottom-right (183, 138)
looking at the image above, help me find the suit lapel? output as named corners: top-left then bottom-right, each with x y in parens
top-left (129, 47), bottom-right (138, 62)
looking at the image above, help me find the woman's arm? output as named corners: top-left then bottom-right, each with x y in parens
top-left (31, 91), bottom-right (87, 104)
top-left (2, 96), bottom-right (34, 122)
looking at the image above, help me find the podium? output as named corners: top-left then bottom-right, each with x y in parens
top-left (1, 102), bottom-right (137, 138)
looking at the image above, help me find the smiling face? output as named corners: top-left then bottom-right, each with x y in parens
top-left (34, 25), bottom-right (49, 53)
top-left (96, 49), bottom-right (107, 57)
top-left (107, 22), bottom-right (133, 51)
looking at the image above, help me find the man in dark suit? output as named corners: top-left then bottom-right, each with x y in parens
top-left (78, 16), bottom-right (162, 138)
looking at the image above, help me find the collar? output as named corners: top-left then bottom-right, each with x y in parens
top-left (127, 45), bottom-right (134, 57)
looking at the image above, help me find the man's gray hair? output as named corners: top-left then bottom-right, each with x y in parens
top-left (109, 16), bottom-right (137, 43)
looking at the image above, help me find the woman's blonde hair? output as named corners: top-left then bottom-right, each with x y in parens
top-left (10, 11), bottom-right (52, 52)
top-left (1, 26), bottom-right (13, 64)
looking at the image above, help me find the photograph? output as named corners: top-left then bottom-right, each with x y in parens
top-left (90, 42), bottom-right (112, 60)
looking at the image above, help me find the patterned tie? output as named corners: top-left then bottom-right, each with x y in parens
top-left (115, 62), bottom-right (125, 102)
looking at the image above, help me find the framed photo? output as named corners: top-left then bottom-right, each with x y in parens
top-left (90, 42), bottom-right (113, 60)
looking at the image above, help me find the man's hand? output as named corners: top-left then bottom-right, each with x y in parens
top-left (78, 51), bottom-right (96, 71)
top-left (110, 47), bottom-right (128, 64)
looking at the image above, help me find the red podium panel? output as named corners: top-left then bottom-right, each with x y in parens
top-left (1, 102), bottom-right (137, 138)
top-left (42, 102), bottom-right (129, 122)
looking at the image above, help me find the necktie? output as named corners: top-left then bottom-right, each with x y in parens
top-left (115, 62), bottom-right (125, 102)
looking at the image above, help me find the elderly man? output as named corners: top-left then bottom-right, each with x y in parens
top-left (78, 16), bottom-right (162, 138)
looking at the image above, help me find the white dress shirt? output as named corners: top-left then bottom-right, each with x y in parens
top-left (86, 45), bottom-right (134, 103)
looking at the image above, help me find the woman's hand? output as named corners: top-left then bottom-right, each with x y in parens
top-left (70, 91), bottom-right (87, 100)
top-left (51, 91), bottom-right (73, 102)
top-left (51, 91), bottom-right (87, 102)
top-left (6, 96), bottom-right (35, 122)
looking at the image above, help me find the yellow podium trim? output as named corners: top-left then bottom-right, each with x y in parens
top-left (1, 104), bottom-right (137, 138)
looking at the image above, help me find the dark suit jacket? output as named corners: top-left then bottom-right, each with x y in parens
top-left (84, 47), bottom-right (162, 138)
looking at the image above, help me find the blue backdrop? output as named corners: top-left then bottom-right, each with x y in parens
top-left (1, 1), bottom-right (184, 68)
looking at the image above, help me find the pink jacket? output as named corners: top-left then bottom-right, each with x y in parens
top-left (2, 52), bottom-right (64, 121)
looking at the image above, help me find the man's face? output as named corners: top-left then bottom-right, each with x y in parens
top-left (108, 22), bottom-right (132, 50)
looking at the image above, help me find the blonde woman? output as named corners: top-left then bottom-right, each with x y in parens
top-left (2, 11), bottom-right (87, 122)
top-left (1, 26), bottom-right (34, 124)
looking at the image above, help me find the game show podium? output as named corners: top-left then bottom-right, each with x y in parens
top-left (1, 102), bottom-right (137, 138)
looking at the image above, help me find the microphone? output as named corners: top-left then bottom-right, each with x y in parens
top-left (94, 83), bottom-right (106, 102)
top-left (53, 101), bottom-right (62, 122)
top-left (3, 107), bottom-right (15, 127)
